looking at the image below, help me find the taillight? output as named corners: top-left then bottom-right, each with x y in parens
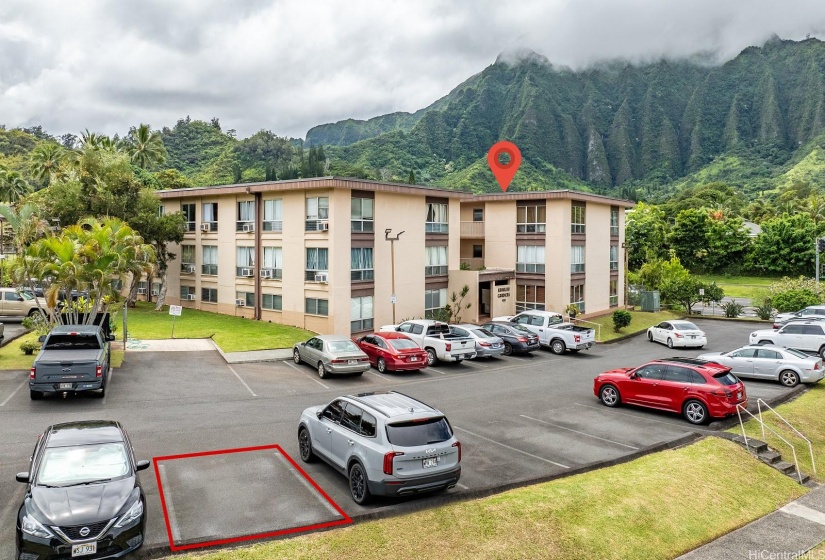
top-left (445, 343), bottom-right (451, 351)
top-left (331, 359), bottom-right (346, 364)
top-left (30, 367), bottom-right (35, 380)
top-left (452, 441), bottom-right (461, 462)
top-left (479, 341), bottom-right (491, 347)
top-left (359, 357), bottom-right (370, 362)
top-left (574, 335), bottom-right (581, 343)
top-left (517, 337), bottom-right (528, 343)
top-left (674, 333), bottom-right (683, 338)
top-left (816, 362), bottom-right (821, 370)
top-left (772, 324), bottom-right (779, 329)
top-left (383, 451), bottom-right (404, 475)
top-left (712, 389), bottom-right (733, 398)
top-left (95, 365), bottom-right (102, 378)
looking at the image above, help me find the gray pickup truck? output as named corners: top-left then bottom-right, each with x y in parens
top-left (30, 324), bottom-right (114, 400)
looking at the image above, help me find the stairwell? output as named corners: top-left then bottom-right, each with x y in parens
top-left (731, 435), bottom-right (817, 487)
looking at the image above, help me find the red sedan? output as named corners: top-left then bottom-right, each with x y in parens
top-left (593, 357), bottom-right (747, 425)
top-left (352, 332), bottom-right (428, 372)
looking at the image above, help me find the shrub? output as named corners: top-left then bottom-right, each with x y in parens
top-left (20, 341), bottom-right (40, 355)
top-left (772, 289), bottom-right (821, 313)
top-left (22, 312), bottom-right (51, 337)
top-left (565, 304), bottom-right (580, 318)
top-left (751, 294), bottom-right (774, 320)
top-left (612, 310), bottom-right (632, 333)
top-left (720, 300), bottom-right (745, 318)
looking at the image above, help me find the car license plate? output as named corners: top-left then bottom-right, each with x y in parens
top-left (72, 543), bottom-right (96, 557)
top-left (409, 356), bottom-right (419, 361)
top-left (737, 391), bottom-right (742, 399)
top-left (59, 383), bottom-right (73, 390)
top-left (492, 344), bottom-right (501, 349)
top-left (348, 359), bottom-right (358, 365)
top-left (422, 457), bottom-right (438, 468)
top-left (690, 335), bottom-right (696, 339)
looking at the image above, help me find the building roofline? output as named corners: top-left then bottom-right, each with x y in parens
top-left (467, 189), bottom-right (635, 207)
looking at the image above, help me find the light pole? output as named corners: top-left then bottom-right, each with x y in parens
top-left (385, 229), bottom-right (404, 324)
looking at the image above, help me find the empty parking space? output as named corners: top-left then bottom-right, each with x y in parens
top-left (154, 445), bottom-right (350, 550)
top-left (0, 371), bottom-right (27, 407)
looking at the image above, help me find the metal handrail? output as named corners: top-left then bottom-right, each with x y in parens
top-left (757, 398), bottom-right (816, 477)
top-left (737, 404), bottom-right (803, 484)
top-left (571, 317), bottom-right (602, 342)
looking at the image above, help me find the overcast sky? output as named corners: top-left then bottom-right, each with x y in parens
top-left (1, 0), bottom-right (824, 140)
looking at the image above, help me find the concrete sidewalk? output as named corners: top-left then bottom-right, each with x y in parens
top-left (678, 484), bottom-right (825, 559)
top-left (122, 337), bottom-right (293, 363)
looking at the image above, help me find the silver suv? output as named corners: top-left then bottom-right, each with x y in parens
top-left (750, 321), bottom-right (825, 359)
top-left (297, 391), bottom-right (461, 504)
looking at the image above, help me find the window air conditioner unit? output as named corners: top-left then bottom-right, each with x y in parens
top-left (235, 299), bottom-right (246, 307)
top-left (241, 267), bottom-right (254, 277)
top-left (318, 221), bottom-right (329, 231)
top-left (242, 223), bottom-right (255, 232)
top-left (151, 289), bottom-right (159, 296)
top-left (314, 272), bottom-right (329, 283)
top-left (260, 268), bottom-right (272, 279)
top-left (200, 223), bottom-right (210, 232)
top-left (185, 294), bottom-right (196, 301)
top-left (182, 264), bottom-right (195, 274)
top-left (137, 288), bottom-right (147, 295)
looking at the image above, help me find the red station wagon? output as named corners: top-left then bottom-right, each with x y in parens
top-left (352, 332), bottom-right (429, 373)
top-left (593, 357), bottom-right (747, 424)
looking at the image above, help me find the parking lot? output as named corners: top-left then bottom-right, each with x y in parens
top-left (0, 319), bottom-right (794, 557)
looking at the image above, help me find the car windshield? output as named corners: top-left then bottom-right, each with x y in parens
top-left (43, 335), bottom-right (102, 350)
top-left (37, 443), bottom-right (130, 486)
top-left (713, 372), bottom-right (739, 386)
top-left (386, 417), bottom-right (452, 447)
top-left (546, 315), bottom-right (563, 326)
top-left (471, 328), bottom-right (494, 338)
top-left (388, 338), bottom-right (419, 350)
top-left (327, 340), bottom-right (360, 353)
top-left (673, 322), bottom-right (699, 331)
top-left (785, 348), bottom-right (810, 359)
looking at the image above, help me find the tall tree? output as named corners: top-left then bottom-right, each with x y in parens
top-left (0, 167), bottom-right (32, 203)
top-left (28, 142), bottom-right (67, 186)
top-left (127, 123), bottom-right (167, 169)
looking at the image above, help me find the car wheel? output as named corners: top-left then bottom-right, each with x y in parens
top-left (95, 382), bottom-right (106, 398)
top-left (599, 384), bottom-right (620, 407)
top-left (317, 362), bottom-right (328, 379)
top-left (779, 370), bottom-right (800, 387)
top-left (29, 389), bottom-right (43, 400)
top-left (758, 340), bottom-right (772, 346)
top-left (293, 349), bottom-right (301, 364)
top-left (425, 348), bottom-right (437, 366)
top-left (348, 462), bottom-right (371, 505)
top-left (647, 331), bottom-right (653, 342)
top-left (502, 342), bottom-right (513, 356)
top-left (377, 358), bottom-right (387, 373)
top-left (550, 339), bottom-right (566, 355)
top-left (819, 346), bottom-right (825, 360)
top-left (666, 338), bottom-right (674, 349)
top-left (683, 400), bottom-right (708, 425)
top-left (27, 309), bottom-right (38, 317)
top-left (298, 427), bottom-right (316, 463)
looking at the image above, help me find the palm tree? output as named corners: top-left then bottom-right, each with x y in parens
top-left (0, 169), bottom-right (32, 203)
top-left (128, 124), bottom-right (167, 169)
top-left (79, 129), bottom-right (126, 154)
top-left (29, 143), bottom-right (66, 185)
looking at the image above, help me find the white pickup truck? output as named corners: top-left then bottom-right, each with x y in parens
top-left (380, 320), bottom-right (477, 365)
top-left (495, 310), bottom-right (596, 355)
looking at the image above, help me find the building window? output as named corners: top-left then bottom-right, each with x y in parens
top-left (202, 246), bottom-right (218, 275)
top-left (305, 297), bottom-right (329, 316)
top-left (351, 296), bottom-right (374, 332)
top-left (516, 245), bottom-right (545, 274)
top-left (236, 246), bottom-right (255, 277)
top-left (111, 278), bottom-right (123, 291)
top-left (610, 207), bottom-right (619, 237)
top-left (516, 204), bottom-right (546, 233)
top-left (137, 281), bottom-right (147, 295)
top-left (202, 203), bottom-right (218, 232)
top-left (351, 247), bottom-right (374, 281)
top-left (425, 202), bottom-right (448, 233)
top-left (236, 291), bottom-right (255, 307)
top-left (180, 285), bottom-right (195, 300)
top-left (151, 282), bottom-right (160, 296)
top-left (351, 197), bottom-right (374, 232)
top-left (262, 247), bottom-right (283, 279)
top-left (516, 284), bottom-right (546, 312)
top-left (424, 288), bottom-right (447, 319)
top-left (610, 245), bottom-right (619, 271)
top-left (262, 293), bottom-right (282, 311)
top-left (306, 248), bottom-right (329, 281)
top-left (306, 197), bottom-right (329, 231)
top-left (263, 199), bottom-right (283, 232)
top-left (158, 205), bottom-right (165, 218)
top-left (473, 208), bottom-right (483, 222)
top-left (610, 279), bottom-right (619, 307)
top-left (182, 203), bottom-right (196, 232)
top-left (425, 246), bottom-right (448, 276)
top-left (201, 288), bottom-right (218, 303)
top-left (472, 245), bottom-right (483, 258)
top-left (571, 284), bottom-right (585, 314)
top-left (571, 245), bottom-right (585, 273)
top-left (181, 245), bottom-right (195, 274)
top-left (571, 203), bottom-right (586, 234)
top-left (237, 201), bottom-right (255, 232)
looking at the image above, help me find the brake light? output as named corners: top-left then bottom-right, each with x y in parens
top-left (574, 335), bottom-right (581, 343)
top-left (772, 324), bottom-right (779, 329)
top-left (452, 441), bottom-right (461, 462)
top-left (517, 337), bottom-right (528, 343)
top-left (95, 365), bottom-right (102, 378)
top-left (445, 343), bottom-right (451, 351)
top-left (711, 389), bottom-right (733, 398)
top-left (331, 359), bottom-right (347, 364)
top-left (30, 367), bottom-right (35, 380)
top-left (816, 362), bottom-right (821, 370)
top-left (479, 341), bottom-right (491, 347)
top-left (383, 451), bottom-right (404, 474)
top-left (674, 333), bottom-right (683, 338)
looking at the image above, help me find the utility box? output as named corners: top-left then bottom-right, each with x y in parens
top-left (640, 291), bottom-right (661, 312)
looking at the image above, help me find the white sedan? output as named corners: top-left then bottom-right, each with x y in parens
top-left (647, 320), bottom-right (706, 349)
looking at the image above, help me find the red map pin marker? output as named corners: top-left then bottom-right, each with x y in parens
top-left (487, 141), bottom-right (521, 191)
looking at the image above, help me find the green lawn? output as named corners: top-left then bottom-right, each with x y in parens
top-left (583, 309), bottom-right (680, 342)
top-left (123, 302), bottom-right (315, 353)
top-left (176, 438), bottom-right (803, 560)
top-left (693, 275), bottom-right (778, 299)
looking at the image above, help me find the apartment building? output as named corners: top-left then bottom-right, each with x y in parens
top-left (154, 178), bottom-right (632, 335)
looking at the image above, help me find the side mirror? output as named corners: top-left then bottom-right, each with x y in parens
top-left (106, 334), bottom-right (116, 342)
top-left (38, 335), bottom-right (45, 343)
top-left (15, 472), bottom-right (30, 483)
top-left (316, 411), bottom-right (324, 420)
top-left (629, 372), bottom-right (638, 379)
top-left (135, 460), bottom-right (150, 472)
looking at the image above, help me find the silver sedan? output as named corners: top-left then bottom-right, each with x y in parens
top-left (450, 324), bottom-right (505, 358)
top-left (698, 345), bottom-right (824, 387)
top-left (293, 335), bottom-right (371, 379)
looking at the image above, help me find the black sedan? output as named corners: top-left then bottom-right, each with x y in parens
top-left (481, 321), bottom-right (541, 355)
top-left (16, 420), bottom-right (150, 560)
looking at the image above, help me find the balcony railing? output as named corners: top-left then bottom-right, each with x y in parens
top-left (460, 257), bottom-right (485, 270)
top-left (460, 221), bottom-right (484, 237)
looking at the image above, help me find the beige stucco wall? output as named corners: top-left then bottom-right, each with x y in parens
top-left (544, 201), bottom-right (569, 311)
top-left (482, 202), bottom-right (516, 269)
top-left (448, 270), bottom-right (479, 324)
top-left (584, 204), bottom-right (611, 313)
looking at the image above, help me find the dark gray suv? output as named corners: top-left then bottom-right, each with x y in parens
top-left (298, 391), bottom-right (461, 504)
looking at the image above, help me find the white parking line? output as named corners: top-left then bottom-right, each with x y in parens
top-left (0, 378), bottom-right (27, 407)
top-left (427, 367), bottom-right (447, 375)
top-left (519, 414), bottom-right (640, 450)
top-left (227, 365), bottom-right (257, 397)
top-left (157, 464), bottom-right (182, 544)
top-left (273, 452), bottom-right (343, 517)
top-left (453, 426), bottom-right (570, 469)
top-left (284, 360), bottom-right (330, 389)
top-left (457, 483), bottom-right (470, 490)
top-left (460, 360), bottom-right (489, 369)
top-left (573, 403), bottom-right (714, 433)
top-left (101, 367), bottom-right (113, 405)
top-left (368, 370), bottom-right (394, 382)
